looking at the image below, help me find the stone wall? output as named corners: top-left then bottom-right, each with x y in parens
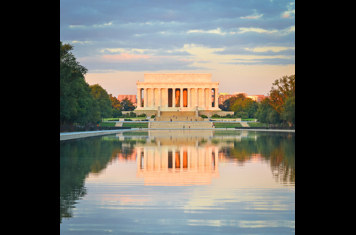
top-left (133, 110), bottom-right (157, 117)
top-left (199, 110), bottom-right (234, 117)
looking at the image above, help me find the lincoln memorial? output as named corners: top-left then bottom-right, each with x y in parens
top-left (134, 73), bottom-right (222, 117)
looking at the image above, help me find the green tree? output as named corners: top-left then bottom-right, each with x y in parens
top-left (228, 95), bottom-right (258, 118)
top-left (60, 41), bottom-right (100, 125)
top-left (109, 94), bottom-right (122, 110)
top-left (281, 94), bottom-right (295, 126)
top-left (268, 109), bottom-right (281, 124)
top-left (242, 99), bottom-right (259, 118)
top-left (89, 84), bottom-right (113, 118)
top-left (255, 98), bottom-right (273, 124)
top-left (120, 98), bottom-right (135, 111)
top-left (109, 94), bottom-right (122, 118)
top-left (235, 111), bottom-right (249, 119)
top-left (230, 103), bottom-right (243, 113)
top-left (269, 75), bottom-right (295, 114)
top-left (268, 74), bottom-right (295, 126)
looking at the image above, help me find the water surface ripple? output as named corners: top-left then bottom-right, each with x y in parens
top-left (60, 130), bottom-right (295, 234)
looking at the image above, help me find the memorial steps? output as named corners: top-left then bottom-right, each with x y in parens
top-left (160, 111), bottom-right (196, 117)
top-left (240, 122), bottom-right (250, 127)
top-left (155, 111), bottom-right (203, 121)
top-left (155, 116), bottom-right (203, 121)
top-left (115, 122), bottom-right (123, 127)
top-left (150, 121), bottom-right (213, 129)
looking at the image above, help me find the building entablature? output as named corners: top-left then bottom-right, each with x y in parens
top-left (136, 82), bottom-right (219, 89)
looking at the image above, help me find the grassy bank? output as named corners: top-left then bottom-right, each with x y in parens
top-left (103, 117), bottom-right (146, 121)
top-left (99, 122), bottom-right (116, 127)
top-left (213, 122), bottom-right (243, 128)
top-left (122, 123), bottom-right (148, 128)
top-left (210, 118), bottom-right (256, 121)
top-left (248, 122), bottom-right (268, 127)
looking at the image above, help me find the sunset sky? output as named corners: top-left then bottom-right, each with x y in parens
top-left (60, 0), bottom-right (295, 97)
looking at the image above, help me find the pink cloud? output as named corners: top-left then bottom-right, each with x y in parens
top-left (282, 14), bottom-right (294, 19)
top-left (178, 58), bottom-right (193, 62)
top-left (102, 53), bottom-right (151, 61)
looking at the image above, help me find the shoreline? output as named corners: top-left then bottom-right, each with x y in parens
top-left (60, 128), bottom-right (294, 141)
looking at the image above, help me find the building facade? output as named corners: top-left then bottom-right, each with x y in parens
top-left (135, 74), bottom-right (221, 113)
top-left (219, 93), bottom-right (266, 105)
top-left (218, 94), bottom-right (235, 105)
top-left (118, 94), bottom-right (137, 106)
top-left (247, 95), bottom-right (266, 102)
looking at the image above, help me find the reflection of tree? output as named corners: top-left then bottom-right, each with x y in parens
top-left (220, 132), bottom-right (295, 184)
top-left (220, 139), bottom-right (258, 165)
top-left (255, 132), bottom-right (295, 184)
top-left (60, 137), bottom-right (138, 223)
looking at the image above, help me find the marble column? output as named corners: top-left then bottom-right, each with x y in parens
top-left (196, 88), bottom-right (199, 108)
top-left (172, 88), bottom-right (176, 108)
top-left (152, 88), bottom-right (155, 107)
top-left (137, 88), bottom-right (141, 108)
top-left (159, 88), bottom-right (162, 107)
top-left (203, 88), bottom-right (206, 108)
top-left (180, 88), bottom-right (183, 108)
top-left (144, 88), bottom-right (147, 107)
top-left (188, 88), bottom-right (191, 108)
top-left (165, 88), bottom-right (168, 108)
top-left (215, 87), bottom-right (219, 108)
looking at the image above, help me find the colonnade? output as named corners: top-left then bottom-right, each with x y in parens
top-left (136, 146), bottom-right (219, 172)
top-left (136, 87), bottom-right (219, 109)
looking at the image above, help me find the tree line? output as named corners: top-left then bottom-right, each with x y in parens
top-left (60, 41), bottom-right (294, 126)
top-left (219, 74), bottom-right (295, 126)
top-left (60, 41), bottom-right (135, 125)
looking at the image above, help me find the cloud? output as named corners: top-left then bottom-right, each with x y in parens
top-left (60, 0), bottom-right (295, 71)
top-left (102, 53), bottom-right (151, 60)
top-left (187, 28), bottom-right (229, 35)
top-left (224, 57), bottom-right (294, 65)
top-left (281, 2), bottom-right (295, 18)
top-left (78, 52), bottom-right (208, 72)
top-left (214, 46), bottom-right (294, 55)
top-left (71, 40), bottom-right (92, 44)
top-left (240, 9), bottom-right (263, 20)
top-left (238, 27), bottom-right (278, 34)
top-left (241, 14), bottom-right (263, 19)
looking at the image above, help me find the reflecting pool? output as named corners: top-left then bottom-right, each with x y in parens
top-left (60, 130), bottom-right (295, 234)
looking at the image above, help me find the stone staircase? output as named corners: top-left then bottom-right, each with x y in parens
top-left (160, 111), bottom-right (196, 117)
top-left (240, 122), bottom-right (250, 127)
top-left (150, 121), bottom-right (213, 129)
top-left (155, 116), bottom-right (203, 121)
top-left (115, 122), bottom-right (123, 127)
top-left (156, 111), bottom-right (203, 121)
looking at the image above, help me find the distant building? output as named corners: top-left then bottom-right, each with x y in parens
top-left (218, 93), bottom-right (266, 105)
top-left (233, 92), bottom-right (247, 97)
top-left (118, 95), bottom-right (137, 106)
top-left (247, 95), bottom-right (266, 102)
top-left (218, 94), bottom-right (235, 105)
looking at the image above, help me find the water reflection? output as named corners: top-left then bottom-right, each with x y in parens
top-left (136, 144), bottom-right (219, 186)
top-left (60, 130), bottom-right (295, 233)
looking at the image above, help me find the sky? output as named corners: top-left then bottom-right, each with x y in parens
top-left (60, 0), bottom-right (295, 97)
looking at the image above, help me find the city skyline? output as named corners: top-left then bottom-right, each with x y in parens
top-left (60, 0), bottom-right (295, 97)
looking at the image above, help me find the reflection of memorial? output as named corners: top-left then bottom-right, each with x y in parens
top-left (136, 132), bottom-right (219, 186)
